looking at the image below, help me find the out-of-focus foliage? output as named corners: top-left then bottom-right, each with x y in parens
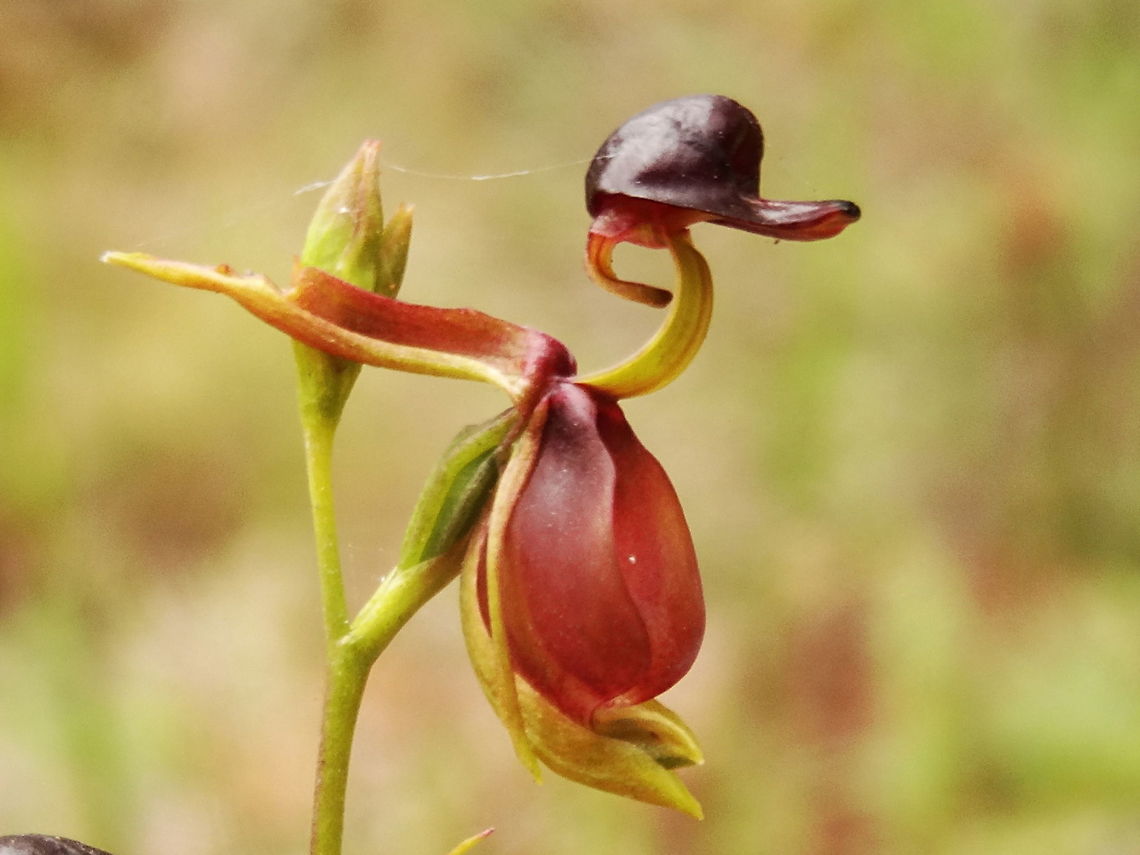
top-left (1, 1), bottom-right (1138, 853)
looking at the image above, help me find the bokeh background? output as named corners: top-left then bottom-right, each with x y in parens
top-left (2, 1), bottom-right (1139, 853)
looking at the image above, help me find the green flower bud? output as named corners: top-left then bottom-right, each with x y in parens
top-left (301, 140), bottom-right (410, 299)
top-left (296, 141), bottom-right (414, 424)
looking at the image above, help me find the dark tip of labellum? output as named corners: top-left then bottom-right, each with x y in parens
top-left (585, 94), bottom-right (859, 246)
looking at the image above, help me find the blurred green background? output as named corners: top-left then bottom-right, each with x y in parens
top-left (2, 1), bottom-right (1139, 853)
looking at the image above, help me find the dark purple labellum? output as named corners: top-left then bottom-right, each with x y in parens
top-left (586, 94), bottom-right (860, 244)
top-left (586, 94), bottom-right (766, 221)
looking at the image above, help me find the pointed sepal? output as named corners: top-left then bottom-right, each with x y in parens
top-left (100, 253), bottom-right (574, 400)
top-left (443, 828), bottom-right (495, 855)
top-left (593, 698), bottom-right (703, 770)
top-left (517, 678), bottom-right (704, 818)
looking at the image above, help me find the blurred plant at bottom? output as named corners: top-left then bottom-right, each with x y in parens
top-left (0, 834), bottom-right (114, 855)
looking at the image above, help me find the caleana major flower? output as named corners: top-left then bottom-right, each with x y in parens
top-left (457, 95), bottom-right (859, 815)
top-left (101, 94), bottom-right (859, 823)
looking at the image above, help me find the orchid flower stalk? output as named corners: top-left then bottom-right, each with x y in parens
top-left (99, 94), bottom-right (858, 854)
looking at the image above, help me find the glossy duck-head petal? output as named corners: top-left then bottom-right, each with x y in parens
top-left (586, 94), bottom-right (860, 246)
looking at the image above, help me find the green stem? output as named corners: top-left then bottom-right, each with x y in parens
top-left (302, 410), bottom-right (351, 650)
top-left (310, 645), bottom-right (370, 855)
top-left (309, 552), bottom-right (470, 855)
top-left (301, 392), bottom-right (508, 855)
top-left (345, 553), bottom-right (459, 661)
top-left (308, 554), bottom-right (472, 855)
top-left (296, 375), bottom-right (357, 855)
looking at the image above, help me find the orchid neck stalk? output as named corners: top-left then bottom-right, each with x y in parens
top-left (574, 231), bottom-right (713, 399)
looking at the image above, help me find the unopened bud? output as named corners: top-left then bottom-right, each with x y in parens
top-left (301, 140), bottom-right (412, 298)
